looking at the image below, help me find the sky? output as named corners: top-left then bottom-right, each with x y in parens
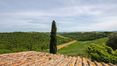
top-left (0, 0), bottom-right (117, 32)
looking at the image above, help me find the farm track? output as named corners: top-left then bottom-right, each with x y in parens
top-left (57, 40), bottom-right (77, 50)
top-left (0, 51), bottom-right (116, 66)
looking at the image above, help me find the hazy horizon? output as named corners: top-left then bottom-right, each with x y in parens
top-left (0, 30), bottom-right (116, 33)
top-left (0, 0), bottom-right (117, 32)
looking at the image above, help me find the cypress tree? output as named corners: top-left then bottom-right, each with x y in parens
top-left (50, 20), bottom-right (57, 54)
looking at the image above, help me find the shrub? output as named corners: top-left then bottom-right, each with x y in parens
top-left (0, 49), bottom-right (12, 54)
top-left (87, 44), bottom-right (117, 64)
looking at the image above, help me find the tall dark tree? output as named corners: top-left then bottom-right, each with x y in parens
top-left (50, 20), bottom-right (57, 54)
top-left (107, 33), bottom-right (117, 50)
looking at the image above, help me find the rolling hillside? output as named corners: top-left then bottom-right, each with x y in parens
top-left (0, 32), bottom-right (72, 54)
top-left (58, 38), bottom-right (108, 57)
top-left (60, 32), bottom-right (110, 41)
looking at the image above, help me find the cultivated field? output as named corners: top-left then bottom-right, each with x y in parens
top-left (58, 38), bottom-right (108, 57)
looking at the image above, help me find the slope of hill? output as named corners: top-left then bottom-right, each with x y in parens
top-left (60, 32), bottom-right (110, 41)
top-left (0, 32), bottom-right (72, 54)
top-left (0, 51), bottom-right (116, 66)
top-left (58, 38), bottom-right (108, 57)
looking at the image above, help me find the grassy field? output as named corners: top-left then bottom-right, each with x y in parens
top-left (58, 38), bottom-right (108, 57)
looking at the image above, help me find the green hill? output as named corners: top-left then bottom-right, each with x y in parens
top-left (58, 38), bottom-right (108, 57)
top-left (0, 32), bottom-right (72, 54)
top-left (60, 32), bottom-right (111, 41)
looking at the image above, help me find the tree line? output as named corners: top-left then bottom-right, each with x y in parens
top-left (60, 32), bottom-right (111, 41)
top-left (0, 32), bottom-right (72, 54)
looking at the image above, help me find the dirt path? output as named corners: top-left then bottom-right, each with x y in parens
top-left (57, 40), bottom-right (77, 50)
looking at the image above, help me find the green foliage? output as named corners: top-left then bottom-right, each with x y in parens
top-left (88, 44), bottom-right (117, 64)
top-left (107, 32), bottom-right (117, 50)
top-left (0, 32), bottom-right (72, 54)
top-left (50, 20), bottom-right (57, 54)
top-left (0, 49), bottom-right (12, 54)
top-left (60, 32), bottom-right (111, 41)
top-left (58, 38), bottom-right (108, 57)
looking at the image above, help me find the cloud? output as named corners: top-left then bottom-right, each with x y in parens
top-left (93, 16), bottom-right (117, 30)
top-left (0, 0), bottom-right (117, 32)
top-left (0, 5), bottom-right (103, 17)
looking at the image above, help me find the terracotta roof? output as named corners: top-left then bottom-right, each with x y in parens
top-left (0, 51), bottom-right (116, 66)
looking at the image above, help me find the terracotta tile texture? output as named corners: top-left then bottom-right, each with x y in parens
top-left (0, 51), bottom-right (116, 66)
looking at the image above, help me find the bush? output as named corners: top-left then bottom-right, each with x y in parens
top-left (107, 32), bottom-right (117, 50)
top-left (0, 49), bottom-right (12, 54)
top-left (87, 44), bottom-right (117, 64)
